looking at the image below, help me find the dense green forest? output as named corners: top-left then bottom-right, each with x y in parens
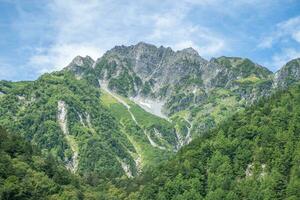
top-left (0, 71), bottom-right (178, 182)
top-left (127, 83), bottom-right (300, 199)
top-left (2, 75), bottom-right (300, 199)
top-left (0, 125), bottom-right (147, 200)
top-left (0, 126), bottom-right (86, 199)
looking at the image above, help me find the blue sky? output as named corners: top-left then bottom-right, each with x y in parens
top-left (1, 0), bottom-right (300, 81)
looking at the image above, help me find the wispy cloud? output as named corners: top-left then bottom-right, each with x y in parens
top-left (258, 15), bottom-right (300, 70)
top-left (147, 2), bottom-right (226, 56)
top-left (1, 0), bottom-right (300, 80)
top-left (29, 43), bottom-right (102, 74)
top-left (258, 16), bottom-right (300, 48)
top-left (266, 48), bottom-right (300, 71)
top-left (23, 0), bottom-right (231, 74)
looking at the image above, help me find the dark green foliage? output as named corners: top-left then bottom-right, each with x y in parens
top-left (0, 72), bottom-right (138, 180)
top-left (133, 83), bottom-right (300, 199)
top-left (141, 81), bottom-right (152, 96)
top-left (0, 127), bottom-right (84, 200)
top-left (108, 69), bottom-right (137, 97)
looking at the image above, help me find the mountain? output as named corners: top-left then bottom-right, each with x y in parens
top-left (0, 71), bottom-right (179, 182)
top-left (65, 42), bottom-right (278, 142)
top-left (1, 42), bottom-right (300, 199)
top-left (273, 58), bottom-right (300, 88)
top-left (130, 81), bottom-right (300, 200)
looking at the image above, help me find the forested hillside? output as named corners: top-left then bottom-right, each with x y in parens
top-left (0, 126), bottom-right (85, 199)
top-left (1, 42), bottom-right (300, 200)
top-left (0, 71), bottom-right (178, 182)
top-left (131, 83), bottom-right (300, 199)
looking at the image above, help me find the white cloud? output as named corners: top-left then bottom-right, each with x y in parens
top-left (266, 48), bottom-right (300, 71)
top-left (21, 0), bottom-right (231, 74)
top-left (147, 3), bottom-right (226, 57)
top-left (292, 31), bottom-right (300, 43)
top-left (12, 0), bottom-right (283, 77)
top-left (29, 43), bottom-right (102, 74)
top-left (258, 16), bottom-right (300, 48)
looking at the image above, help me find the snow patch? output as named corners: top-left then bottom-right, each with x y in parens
top-left (130, 96), bottom-right (168, 120)
top-left (139, 101), bottom-right (151, 108)
top-left (99, 79), bottom-right (167, 150)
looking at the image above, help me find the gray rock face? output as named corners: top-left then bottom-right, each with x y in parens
top-left (273, 58), bottom-right (300, 88)
top-left (65, 56), bottom-right (95, 79)
top-left (97, 42), bottom-right (207, 93)
top-left (65, 42), bottom-right (300, 119)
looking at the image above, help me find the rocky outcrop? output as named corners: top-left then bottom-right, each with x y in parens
top-left (57, 100), bottom-right (79, 173)
top-left (273, 58), bottom-right (300, 88)
top-left (65, 42), bottom-right (300, 143)
top-left (65, 56), bottom-right (95, 80)
top-left (91, 43), bottom-right (276, 114)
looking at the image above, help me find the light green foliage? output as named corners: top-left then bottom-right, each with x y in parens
top-left (100, 90), bottom-right (175, 169)
top-left (133, 83), bottom-right (300, 199)
top-left (0, 72), bottom-right (139, 180)
top-left (0, 127), bottom-right (83, 199)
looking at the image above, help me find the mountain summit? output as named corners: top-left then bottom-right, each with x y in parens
top-left (64, 42), bottom-right (281, 122)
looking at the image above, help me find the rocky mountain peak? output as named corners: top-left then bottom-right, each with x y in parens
top-left (211, 56), bottom-right (272, 79)
top-left (273, 58), bottom-right (300, 88)
top-left (63, 43), bottom-right (300, 118)
top-left (65, 56), bottom-right (95, 79)
top-left (178, 47), bottom-right (199, 56)
top-left (135, 41), bottom-right (157, 50)
top-left (68, 55), bottom-right (94, 68)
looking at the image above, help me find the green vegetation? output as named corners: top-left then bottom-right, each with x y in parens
top-left (131, 83), bottom-right (300, 200)
top-left (214, 57), bottom-right (272, 79)
top-left (100, 90), bottom-right (175, 169)
top-left (2, 47), bottom-right (300, 200)
top-left (235, 75), bottom-right (261, 84)
top-left (0, 126), bottom-right (84, 199)
top-left (0, 71), bottom-right (171, 182)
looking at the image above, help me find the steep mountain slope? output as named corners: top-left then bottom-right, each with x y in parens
top-left (92, 43), bottom-right (273, 114)
top-left (0, 71), bottom-right (178, 181)
top-left (66, 42), bottom-right (276, 142)
top-left (1, 42), bottom-right (300, 199)
top-left (131, 82), bottom-right (300, 200)
top-left (273, 58), bottom-right (300, 88)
